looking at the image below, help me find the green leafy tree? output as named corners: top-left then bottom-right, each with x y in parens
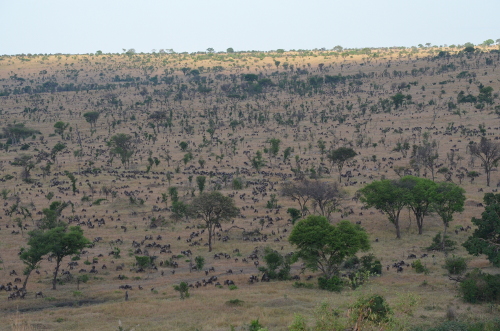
top-left (400, 176), bottom-right (437, 234)
top-left (327, 147), bottom-right (357, 182)
top-left (249, 150), bottom-right (266, 172)
top-left (432, 182), bottom-right (465, 252)
top-left (289, 215), bottom-right (370, 282)
top-left (196, 175), bottom-right (206, 193)
top-left (40, 201), bottom-right (68, 229)
top-left (83, 111), bottom-right (100, 128)
top-left (188, 191), bottom-right (239, 252)
top-left (258, 247), bottom-right (291, 280)
top-left (463, 193), bottom-right (500, 266)
top-left (19, 229), bottom-right (51, 290)
top-left (194, 256), bottom-right (205, 271)
top-left (109, 133), bottom-right (135, 168)
top-left (173, 282), bottom-right (190, 299)
top-left (468, 137), bottom-right (500, 186)
top-left (360, 179), bottom-right (409, 239)
top-left (53, 121), bottom-right (69, 137)
top-left (51, 142), bottom-right (66, 163)
top-left (45, 226), bottom-right (91, 289)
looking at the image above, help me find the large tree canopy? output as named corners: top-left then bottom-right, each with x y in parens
top-left (189, 191), bottom-right (239, 252)
top-left (463, 193), bottom-right (500, 266)
top-left (289, 215), bottom-right (370, 280)
top-left (359, 179), bottom-right (409, 239)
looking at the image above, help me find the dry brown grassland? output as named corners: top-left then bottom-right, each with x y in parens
top-left (0, 46), bottom-right (499, 330)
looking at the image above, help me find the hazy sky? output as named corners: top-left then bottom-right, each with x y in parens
top-left (1, 0), bottom-right (499, 55)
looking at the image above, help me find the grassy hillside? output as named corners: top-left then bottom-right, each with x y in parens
top-left (1, 45), bottom-right (500, 330)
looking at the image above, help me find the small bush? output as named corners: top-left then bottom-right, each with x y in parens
top-left (444, 255), bottom-right (467, 275)
top-left (318, 276), bottom-right (343, 292)
top-left (83, 260), bottom-right (91, 265)
top-left (73, 291), bottom-right (82, 297)
top-left (360, 254), bottom-right (382, 275)
top-left (427, 232), bottom-right (456, 252)
top-left (229, 285), bottom-right (238, 290)
top-left (412, 259), bottom-right (429, 274)
top-left (226, 299), bottom-right (244, 306)
top-left (78, 274), bottom-right (89, 283)
top-left (293, 282), bottom-right (314, 289)
top-left (350, 295), bottom-right (392, 326)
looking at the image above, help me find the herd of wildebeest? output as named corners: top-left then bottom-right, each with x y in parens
top-left (0, 46), bottom-right (499, 325)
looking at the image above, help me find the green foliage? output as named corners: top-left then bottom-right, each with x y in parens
top-left (444, 255), bottom-right (467, 275)
top-left (226, 298), bottom-right (244, 306)
top-left (232, 177), bottom-right (244, 190)
top-left (135, 256), bottom-right (152, 269)
top-left (194, 256), bottom-right (205, 271)
top-left (318, 275), bottom-right (344, 292)
top-left (78, 274), bottom-right (89, 283)
top-left (188, 191), bottom-right (239, 252)
top-left (287, 208), bottom-right (301, 224)
top-left (83, 111), bottom-right (100, 127)
top-left (179, 141), bottom-right (188, 151)
top-left (459, 269), bottom-right (500, 303)
top-left (360, 179), bottom-right (409, 238)
top-left (412, 259), bottom-right (429, 274)
top-left (265, 194), bottom-right (278, 209)
top-left (289, 215), bottom-right (370, 282)
top-left (250, 150), bottom-right (266, 172)
top-left (292, 282), bottom-right (314, 289)
top-left (327, 147), bottom-right (357, 182)
top-left (258, 247), bottom-right (292, 280)
top-left (248, 319), bottom-right (265, 331)
top-left (228, 285), bottom-right (238, 290)
top-left (109, 133), bottom-right (134, 168)
top-left (427, 232), bottom-right (456, 252)
top-left (196, 175), bottom-right (206, 193)
top-left (360, 254), bottom-right (382, 275)
top-left (173, 282), bottom-right (190, 299)
top-left (463, 193), bottom-right (500, 266)
top-left (350, 295), bottom-right (393, 328)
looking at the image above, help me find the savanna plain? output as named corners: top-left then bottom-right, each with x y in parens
top-left (1, 44), bottom-right (500, 331)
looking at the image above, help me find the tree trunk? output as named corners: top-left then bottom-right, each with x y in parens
top-left (208, 223), bottom-right (213, 252)
top-left (395, 221), bottom-right (401, 239)
top-left (52, 260), bottom-right (61, 290)
top-left (416, 215), bottom-right (423, 235)
top-left (22, 270), bottom-right (32, 290)
top-left (442, 223), bottom-right (448, 255)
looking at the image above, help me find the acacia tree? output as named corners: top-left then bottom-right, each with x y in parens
top-left (463, 193), bottom-right (500, 266)
top-left (432, 182), bottom-right (465, 252)
top-left (400, 176), bottom-right (437, 234)
top-left (19, 230), bottom-right (50, 290)
top-left (327, 147), bottom-right (357, 182)
top-left (468, 137), bottom-right (500, 186)
top-left (45, 226), bottom-right (91, 290)
top-left (12, 154), bottom-right (37, 182)
top-left (189, 192), bottom-right (239, 252)
top-left (109, 133), bottom-right (135, 168)
top-left (360, 179), bottom-right (409, 239)
top-left (289, 215), bottom-right (370, 282)
top-left (83, 111), bottom-right (100, 128)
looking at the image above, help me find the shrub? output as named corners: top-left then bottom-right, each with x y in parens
top-left (228, 285), bottom-right (238, 290)
top-left (412, 259), bottom-right (429, 274)
top-left (444, 255), bottom-right (467, 275)
top-left (226, 299), bottom-right (244, 306)
top-left (360, 254), bottom-right (382, 275)
top-left (293, 282), bottom-right (314, 289)
top-left (232, 177), bottom-right (244, 190)
top-left (459, 269), bottom-right (500, 303)
top-left (78, 274), bottom-right (89, 283)
top-left (427, 232), bottom-right (456, 252)
top-left (318, 276), bottom-right (343, 292)
top-left (194, 256), bottom-right (205, 271)
top-left (173, 282), bottom-right (190, 299)
top-left (350, 295), bottom-right (392, 327)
